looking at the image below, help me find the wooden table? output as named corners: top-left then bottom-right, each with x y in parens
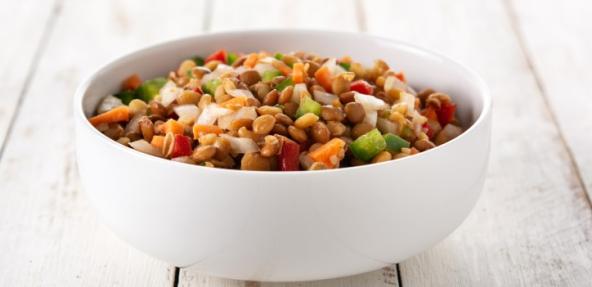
top-left (1, 0), bottom-right (591, 286)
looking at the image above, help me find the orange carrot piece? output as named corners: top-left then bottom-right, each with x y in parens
top-left (421, 107), bottom-right (438, 122)
top-left (292, 62), bottom-right (306, 84)
top-left (89, 106), bottom-right (130, 126)
top-left (272, 60), bottom-right (292, 76)
top-left (243, 53), bottom-right (259, 69)
top-left (151, 135), bottom-right (165, 149)
top-left (164, 119), bottom-right (185, 135)
top-left (308, 138), bottom-right (346, 168)
top-left (219, 96), bottom-right (247, 110)
top-left (314, 66), bottom-right (333, 92)
top-left (193, 124), bottom-right (223, 138)
top-left (122, 74), bottom-right (141, 90)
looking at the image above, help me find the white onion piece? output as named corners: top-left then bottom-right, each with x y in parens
top-left (227, 89), bottom-right (254, 98)
top-left (363, 110), bottom-right (378, 127)
top-left (435, 124), bottom-right (463, 145)
top-left (96, 95), bottom-right (123, 114)
top-left (217, 106), bottom-right (257, 130)
top-left (259, 57), bottom-right (276, 64)
top-left (196, 104), bottom-right (232, 125)
top-left (220, 134), bottom-right (259, 154)
top-left (399, 92), bottom-right (416, 115)
top-left (354, 92), bottom-right (388, 111)
top-left (234, 66), bottom-right (247, 74)
top-left (254, 63), bottom-right (275, 76)
top-left (384, 76), bottom-right (408, 92)
top-left (201, 64), bottom-right (234, 83)
top-left (377, 117), bottom-right (398, 134)
top-left (313, 90), bottom-right (338, 105)
top-left (159, 81), bottom-right (182, 107)
top-left (129, 140), bottom-right (162, 157)
top-left (292, 83), bottom-right (308, 103)
top-left (323, 58), bottom-right (346, 77)
top-left (171, 156), bottom-right (196, 164)
top-left (174, 104), bottom-right (200, 124)
top-left (124, 113), bottom-right (143, 134)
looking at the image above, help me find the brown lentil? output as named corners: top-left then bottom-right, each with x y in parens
top-left (278, 85), bottom-right (293, 104)
top-left (257, 105), bottom-right (283, 116)
top-left (310, 121), bottom-right (331, 143)
top-left (339, 91), bottom-right (355, 104)
top-left (344, 102), bottom-right (365, 124)
top-left (262, 89), bottom-right (279, 106)
top-left (326, 121), bottom-right (347, 136)
top-left (288, 125), bottom-right (308, 143)
top-left (283, 102), bottom-right (298, 118)
top-left (240, 152), bottom-right (271, 171)
top-left (320, 106), bottom-right (345, 122)
top-left (191, 145), bottom-right (217, 162)
top-left (138, 116), bottom-right (154, 142)
top-left (229, 118), bottom-right (253, 132)
top-left (351, 122), bottom-right (374, 139)
top-left (252, 114), bottom-right (276, 135)
top-left (272, 123), bottom-right (289, 136)
top-left (274, 113), bottom-right (293, 126)
top-left (294, 113), bottom-right (319, 129)
top-left (260, 135), bottom-right (280, 157)
top-left (239, 70), bottom-right (261, 86)
top-left (371, 151), bottom-right (392, 163)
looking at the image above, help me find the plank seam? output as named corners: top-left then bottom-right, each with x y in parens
top-left (502, 0), bottom-right (592, 210)
top-left (395, 263), bottom-right (403, 287)
top-left (173, 266), bottom-right (181, 287)
top-left (0, 0), bottom-right (62, 163)
top-left (354, 0), bottom-right (367, 32)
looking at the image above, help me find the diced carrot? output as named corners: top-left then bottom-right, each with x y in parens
top-left (192, 124), bottom-right (223, 138)
top-left (314, 66), bottom-right (333, 92)
top-left (89, 106), bottom-right (130, 126)
top-left (395, 71), bottom-right (406, 83)
top-left (151, 135), bottom-right (165, 149)
top-left (421, 106), bottom-right (438, 122)
top-left (308, 138), bottom-right (346, 168)
top-left (272, 60), bottom-right (292, 76)
top-left (164, 119), bottom-right (185, 135)
top-left (121, 74), bottom-right (141, 90)
top-left (219, 96), bottom-right (247, 110)
top-left (243, 53), bottom-right (259, 69)
top-left (292, 62), bottom-right (306, 84)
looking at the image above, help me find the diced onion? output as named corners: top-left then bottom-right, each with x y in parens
top-left (160, 81), bottom-right (182, 107)
top-left (292, 83), bottom-right (308, 103)
top-left (196, 104), bottom-right (232, 125)
top-left (384, 76), bottom-right (408, 92)
top-left (435, 124), bottom-right (463, 145)
top-left (227, 89), bottom-right (254, 98)
top-left (96, 95), bottom-right (123, 114)
top-left (202, 64), bottom-right (234, 83)
top-left (174, 105), bottom-right (200, 125)
top-left (313, 90), bottom-right (338, 105)
top-left (217, 106), bottom-right (257, 130)
top-left (259, 57), bottom-right (276, 64)
top-left (363, 110), bottom-right (378, 127)
top-left (323, 58), bottom-right (346, 77)
top-left (124, 113), bottom-right (143, 134)
top-left (234, 66), bottom-right (247, 74)
top-left (254, 63), bottom-right (275, 76)
top-left (399, 92), bottom-right (416, 115)
top-left (220, 134), bottom-right (259, 154)
top-left (377, 117), bottom-right (399, 134)
top-left (354, 92), bottom-right (388, 111)
top-left (129, 140), bottom-right (162, 157)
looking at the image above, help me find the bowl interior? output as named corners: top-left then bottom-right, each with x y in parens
top-left (80, 31), bottom-right (486, 131)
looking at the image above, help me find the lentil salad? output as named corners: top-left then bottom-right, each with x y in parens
top-left (89, 49), bottom-right (464, 171)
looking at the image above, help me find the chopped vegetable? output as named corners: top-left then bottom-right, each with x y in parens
top-left (350, 80), bottom-right (374, 95)
top-left (308, 138), bottom-right (346, 168)
top-left (349, 129), bottom-right (386, 161)
top-left (129, 139), bottom-right (162, 157)
top-left (193, 124), bottom-right (223, 138)
top-left (226, 52), bottom-right (238, 65)
top-left (338, 62), bottom-right (351, 71)
top-left (278, 138), bottom-right (300, 171)
top-left (275, 77), bottom-right (293, 91)
top-left (437, 101), bottom-right (457, 126)
top-left (192, 56), bottom-right (205, 66)
top-left (151, 135), bottom-right (165, 149)
top-left (205, 49), bottom-right (227, 64)
top-left (202, 79), bottom-right (222, 95)
top-left (114, 90), bottom-right (135, 105)
top-left (243, 53), bottom-right (259, 68)
top-left (89, 106), bottom-right (130, 126)
top-left (220, 134), bottom-right (259, 154)
top-left (383, 133), bottom-right (410, 152)
top-left (164, 119), bottom-right (185, 135)
top-left (170, 134), bottom-right (192, 158)
top-left (292, 62), bottom-right (306, 84)
top-left (262, 69), bottom-right (283, 82)
top-left (274, 53), bottom-right (284, 60)
top-left (314, 66), bottom-right (333, 92)
top-left (295, 96), bottom-right (322, 118)
top-left (136, 77), bottom-right (167, 102)
top-left (122, 74), bottom-right (141, 90)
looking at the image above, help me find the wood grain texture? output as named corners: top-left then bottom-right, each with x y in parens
top-left (363, 0), bottom-right (592, 286)
top-left (509, 0), bottom-right (592, 199)
top-left (0, 0), bottom-right (57, 151)
top-left (0, 0), bottom-right (206, 286)
top-left (179, 0), bottom-right (399, 286)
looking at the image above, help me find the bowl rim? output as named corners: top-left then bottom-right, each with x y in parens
top-left (74, 29), bottom-right (491, 176)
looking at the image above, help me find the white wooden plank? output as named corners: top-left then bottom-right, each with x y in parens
top-left (180, 0), bottom-right (400, 286)
top-left (0, 0), bottom-right (57, 149)
top-left (363, 0), bottom-right (592, 286)
top-left (509, 0), bottom-right (592, 199)
top-left (0, 0), bottom-right (206, 286)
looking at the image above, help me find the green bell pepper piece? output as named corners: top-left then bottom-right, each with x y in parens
top-left (274, 53), bottom-right (284, 60)
top-left (114, 90), bottom-right (135, 105)
top-left (192, 56), bottom-right (205, 66)
top-left (275, 78), bottom-right (293, 91)
top-left (262, 69), bottom-right (283, 82)
top-left (226, 52), bottom-right (238, 65)
top-left (202, 79), bottom-right (221, 95)
top-left (383, 133), bottom-right (410, 152)
top-left (135, 77), bottom-right (167, 102)
top-left (350, 129), bottom-right (386, 161)
top-left (338, 62), bottom-right (351, 71)
top-left (295, 96), bottom-right (321, 118)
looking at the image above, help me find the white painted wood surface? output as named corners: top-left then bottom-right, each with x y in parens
top-left (509, 0), bottom-right (592, 198)
top-left (0, 0), bottom-right (591, 286)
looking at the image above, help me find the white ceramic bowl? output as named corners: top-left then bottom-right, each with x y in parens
top-left (75, 30), bottom-right (491, 282)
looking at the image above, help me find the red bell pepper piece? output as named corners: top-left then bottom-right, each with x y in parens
top-left (395, 71), bottom-right (406, 83)
top-left (350, 80), bottom-right (374, 95)
top-left (171, 134), bottom-right (193, 158)
top-left (278, 138), bottom-right (300, 171)
top-left (205, 49), bottom-right (227, 64)
top-left (437, 101), bottom-right (456, 126)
